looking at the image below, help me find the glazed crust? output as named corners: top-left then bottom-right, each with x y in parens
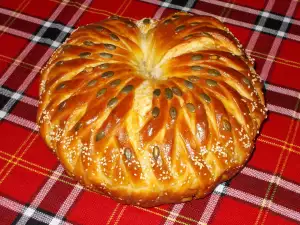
top-left (37, 12), bottom-right (267, 207)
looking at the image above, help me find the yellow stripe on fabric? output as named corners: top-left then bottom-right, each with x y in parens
top-left (261, 111), bottom-right (300, 224)
top-left (119, 0), bottom-right (132, 16)
top-left (258, 139), bottom-right (300, 155)
top-left (0, 130), bottom-right (36, 178)
top-left (0, 154), bottom-right (76, 186)
top-left (0, 133), bottom-right (39, 185)
top-left (106, 204), bottom-right (121, 225)
top-left (254, 114), bottom-right (297, 225)
top-left (0, 54), bottom-right (41, 72)
top-left (248, 50), bottom-right (300, 67)
top-left (115, 0), bottom-right (128, 15)
top-left (261, 134), bottom-right (300, 150)
top-left (0, 0), bottom-right (29, 38)
top-left (154, 206), bottom-right (206, 225)
top-left (134, 207), bottom-right (194, 225)
top-left (113, 205), bottom-right (127, 225)
top-left (49, 0), bottom-right (135, 19)
top-left (250, 52), bottom-right (300, 70)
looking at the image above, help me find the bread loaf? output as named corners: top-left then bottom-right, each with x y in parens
top-left (37, 12), bottom-right (267, 207)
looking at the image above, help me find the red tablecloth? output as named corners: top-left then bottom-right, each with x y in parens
top-left (0, 0), bottom-right (300, 224)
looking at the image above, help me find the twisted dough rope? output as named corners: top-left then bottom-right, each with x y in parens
top-left (37, 12), bottom-right (267, 207)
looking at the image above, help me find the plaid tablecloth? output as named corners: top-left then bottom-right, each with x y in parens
top-left (0, 0), bottom-right (300, 224)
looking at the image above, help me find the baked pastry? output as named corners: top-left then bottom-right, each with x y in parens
top-left (37, 12), bottom-right (267, 207)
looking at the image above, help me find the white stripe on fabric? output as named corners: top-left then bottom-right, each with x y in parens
top-left (0, 87), bottom-right (39, 107)
top-left (246, 0), bottom-right (275, 53)
top-left (214, 183), bottom-right (226, 194)
top-left (0, 0), bottom-right (69, 86)
top-left (68, 0), bottom-right (92, 26)
top-left (202, 0), bottom-right (264, 17)
top-left (141, 0), bottom-right (300, 42)
top-left (250, 26), bottom-right (290, 37)
top-left (286, 32), bottom-right (300, 41)
top-left (185, 0), bottom-right (196, 8)
top-left (0, 24), bottom-right (64, 48)
top-left (0, 196), bottom-right (73, 225)
top-left (164, 203), bottom-right (185, 225)
top-left (141, 0), bottom-right (300, 41)
top-left (55, 184), bottom-right (83, 217)
top-left (0, 111), bottom-right (39, 131)
top-left (201, 0), bottom-right (300, 26)
top-left (49, 218), bottom-right (64, 225)
top-left (0, 196), bottom-right (24, 214)
top-left (154, 0), bottom-right (197, 19)
top-left (241, 167), bottom-right (300, 195)
top-left (49, 183), bottom-right (83, 225)
top-left (267, 104), bottom-right (300, 119)
top-left (260, 1), bottom-right (297, 80)
top-left (0, 0), bottom-right (84, 120)
top-left (219, 0), bottom-right (235, 23)
top-left (225, 187), bottom-right (300, 222)
top-left (154, 0), bottom-right (173, 19)
top-left (199, 194), bottom-right (220, 224)
top-left (271, 202), bottom-right (300, 222)
top-left (33, 21), bottom-right (68, 48)
top-left (182, 0), bottom-right (197, 12)
top-left (33, 37), bottom-right (61, 48)
top-left (0, 7), bottom-right (74, 31)
top-left (0, 47), bottom-right (54, 113)
top-left (2, 0), bottom-right (300, 29)
top-left (16, 165), bottom-right (65, 225)
top-left (0, 7), bottom-right (44, 24)
top-left (265, 83), bottom-right (300, 99)
top-left (199, 183), bottom-right (227, 224)
top-left (0, 25), bottom-right (32, 39)
top-left (279, 179), bottom-right (300, 195)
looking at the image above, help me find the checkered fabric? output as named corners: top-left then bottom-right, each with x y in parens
top-left (0, 0), bottom-right (300, 224)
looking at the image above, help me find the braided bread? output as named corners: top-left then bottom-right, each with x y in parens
top-left (37, 12), bottom-right (267, 207)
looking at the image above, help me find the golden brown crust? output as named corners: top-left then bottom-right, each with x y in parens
top-left (37, 12), bottom-right (267, 207)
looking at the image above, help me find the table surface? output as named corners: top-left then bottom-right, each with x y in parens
top-left (1, 0), bottom-right (300, 224)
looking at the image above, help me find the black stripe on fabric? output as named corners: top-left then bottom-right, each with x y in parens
top-left (32, 21), bottom-right (73, 48)
top-left (142, 0), bottom-right (296, 40)
top-left (0, 94), bottom-right (11, 110)
top-left (171, 0), bottom-right (193, 7)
